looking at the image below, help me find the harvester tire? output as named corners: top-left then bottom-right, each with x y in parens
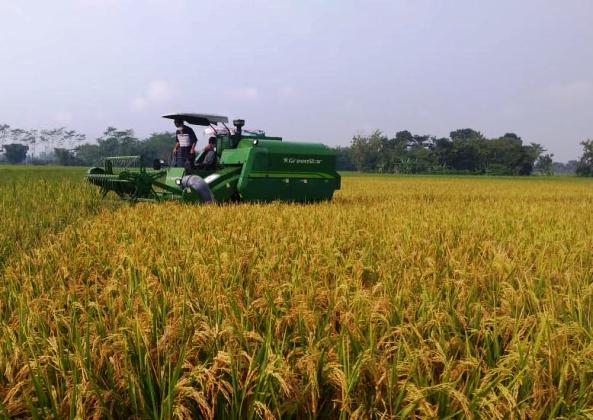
top-left (181, 175), bottom-right (215, 203)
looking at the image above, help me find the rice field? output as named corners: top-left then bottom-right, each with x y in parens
top-left (1, 166), bottom-right (593, 418)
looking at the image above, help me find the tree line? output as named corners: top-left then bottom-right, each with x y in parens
top-left (1, 123), bottom-right (592, 176)
top-left (0, 124), bottom-right (175, 166)
top-left (336, 129), bottom-right (558, 175)
top-left (335, 129), bottom-right (593, 176)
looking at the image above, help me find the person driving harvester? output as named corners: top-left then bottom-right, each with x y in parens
top-left (172, 118), bottom-right (198, 168)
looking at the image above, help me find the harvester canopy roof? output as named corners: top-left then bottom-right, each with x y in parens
top-left (162, 113), bottom-right (229, 126)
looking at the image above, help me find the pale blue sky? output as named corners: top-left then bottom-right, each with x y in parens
top-left (1, 0), bottom-right (592, 161)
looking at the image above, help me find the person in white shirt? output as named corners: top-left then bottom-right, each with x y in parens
top-left (172, 118), bottom-right (198, 168)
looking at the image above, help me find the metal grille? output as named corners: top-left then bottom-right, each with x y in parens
top-left (103, 156), bottom-right (143, 174)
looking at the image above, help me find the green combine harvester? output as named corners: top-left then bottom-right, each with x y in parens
top-left (86, 113), bottom-right (341, 203)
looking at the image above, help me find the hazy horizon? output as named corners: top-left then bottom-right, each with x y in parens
top-left (1, 0), bottom-right (592, 162)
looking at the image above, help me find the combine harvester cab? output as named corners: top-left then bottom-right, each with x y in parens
top-left (86, 113), bottom-right (341, 204)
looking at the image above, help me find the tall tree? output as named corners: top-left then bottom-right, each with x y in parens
top-left (512, 143), bottom-right (540, 176)
top-left (0, 124), bottom-right (10, 151)
top-left (9, 129), bottom-right (36, 160)
top-left (97, 127), bottom-right (139, 157)
top-left (486, 135), bottom-right (528, 175)
top-left (3, 144), bottom-right (29, 164)
top-left (446, 129), bottom-right (487, 172)
top-left (576, 140), bottom-right (593, 176)
top-left (349, 131), bottom-right (384, 172)
top-left (394, 130), bottom-right (414, 149)
top-left (74, 144), bottom-right (101, 165)
top-left (432, 137), bottom-right (453, 168)
top-left (53, 148), bottom-right (76, 166)
top-left (450, 128), bottom-right (485, 142)
top-left (40, 128), bottom-right (86, 150)
top-left (535, 153), bottom-right (554, 175)
top-left (334, 146), bottom-right (356, 171)
top-left (138, 132), bottom-right (176, 162)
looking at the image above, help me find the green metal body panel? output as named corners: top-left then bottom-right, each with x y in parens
top-left (163, 167), bottom-right (185, 189)
top-left (203, 166), bottom-right (242, 202)
top-left (219, 145), bottom-right (251, 165)
top-left (232, 139), bottom-right (340, 202)
top-left (86, 125), bottom-right (340, 204)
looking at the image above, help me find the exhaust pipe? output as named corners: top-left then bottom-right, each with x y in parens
top-left (233, 119), bottom-right (244, 137)
top-left (231, 119), bottom-right (245, 147)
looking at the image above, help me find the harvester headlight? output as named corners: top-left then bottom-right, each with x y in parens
top-left (175, 178), bottom-right (182, 186)
top-left (252, 139), bottom-right (259, 145)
